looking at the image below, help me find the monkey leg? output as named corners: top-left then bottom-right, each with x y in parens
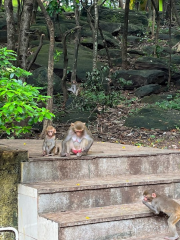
top-left (164, 214), bottom-right (180, 240)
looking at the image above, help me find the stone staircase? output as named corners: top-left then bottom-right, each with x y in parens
top-left (18, 144), bottom-right (180, 240)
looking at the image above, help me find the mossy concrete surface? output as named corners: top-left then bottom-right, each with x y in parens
top-left (0, 147), bottom-right (28, 240)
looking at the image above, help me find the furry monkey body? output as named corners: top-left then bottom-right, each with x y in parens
top-left (42, 126), bottom-right (59, 156)
top-left (61, 121), bottom-right (93, 157)
top-left (143, 189), bottom-right (180, 240)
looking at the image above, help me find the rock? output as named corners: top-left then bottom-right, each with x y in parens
top-left (26, 66), bottom-right (62, 94)
top-left (171, 55), bottom-right (180, 64)
top-left (124, 107), bottom-right (180, 131)
top-left (141, 93), bottom-right (176, 103)
top-left (29, 43), bottom-right (103, 81)
top-left (135, 56), bottom-right (169, 71)
top-left (135, 84), bottom-right (161, 97)
top-left (98, 8), bottom-right (148, 26)
top-left (134, 56), bottom-right (180, 82)
top-left (112, 69), bottom-right (167, 89)
top-left (112, 24), bottom-right (145, 37)
top-left (57, 110), bottom-right (97, 123)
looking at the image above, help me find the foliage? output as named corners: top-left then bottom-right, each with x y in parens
top-left (155, 94), bottom-right (180, 111)
top-left (0, 47), bottom-right (54, 136)
top-left (45, 0), bottom-right (74, 16)
top-left (54, 50), bottom-right (62, 62)
top-left (69, 66), bottom-right (131, 111)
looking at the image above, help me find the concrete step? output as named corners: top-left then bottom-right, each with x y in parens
top-left (124, 232), bottom-right (180, 240)
top-left (21, 149), bottom-right (180, 183)
top-left (37, 202), bottom-right (180, 240)
top-left (19, 172), bottom-right (180, 214)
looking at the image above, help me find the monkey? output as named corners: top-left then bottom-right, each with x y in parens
top-left (42, 126), bottom-right (59, 156)
top-left (60, 121), bottom-right (94, 157)
top-left (142, 189), bottom-right (180, 240)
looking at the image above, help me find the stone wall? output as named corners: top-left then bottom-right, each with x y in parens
top-left (0, 147), bottom-right (28, 240)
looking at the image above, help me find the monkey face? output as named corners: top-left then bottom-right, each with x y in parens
top-left (47, 130), bottom-right (54, 137)
top-left (75, 130), bottom-right (83, 137)
top-left (143, 194), bottom-right (153, 202)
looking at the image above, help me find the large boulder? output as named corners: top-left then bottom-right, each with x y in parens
top-left (134, 84), bottom-right (161, 97)
top-left (134, 56), bottom-right (180, 82)
top-left (26, 67), bottom-right (62, 94)
top-left (112, 69), bottom-right (167, 88)
top-left (29, 43), bottom-right (103, 81)
top-left (124, 107), bottom-right (180, 130)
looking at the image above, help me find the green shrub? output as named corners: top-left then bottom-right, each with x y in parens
top-left (0, 47), bottom-right (54, 135)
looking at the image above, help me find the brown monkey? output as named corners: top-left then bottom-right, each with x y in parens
top-left (60, 121), bottom-right (94, 157)
top-left (142, 189), bottom-right (180, 240)
top-left (42, 126), bottom-right (59, 156)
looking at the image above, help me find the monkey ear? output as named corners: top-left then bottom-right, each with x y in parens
top-left (83, 122), bottom-right (85, 125)
top-left (152, 193), bottom-right (156, 198)
top-left (54, 129), bottom-right (56, 133)
top-left (71, 123), bottom-right (74, 127)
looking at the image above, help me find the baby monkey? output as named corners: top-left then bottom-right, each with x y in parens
top-left (61, 121), bottom-right (93, 157)
top-left (42, 126), bottom-right (59, 156)
top-left (142, 189), bottom-right (180, 240)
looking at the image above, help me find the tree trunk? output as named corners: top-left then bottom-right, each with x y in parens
top-left (17, 0), bottom-right (33, 70)
top-left (151, 0), bottom-right (160, 46)
top-left (119, 0), bottom-right (124, 8)
top-left (168, 0), bottom-right (172, 88)
top-left (5, 0), bottom-right (16, 50)
top-left (121, 0), bottom-right (130, 69)
top-left (62, 26), bottom-right (81, 104)
top-left (71, 1), bottom-right (81, 83)
top-left (31, 0), bottom-right (38, 24)
top-left (152, 8), bottom-right (155, 38)
top-left (92, 0), bottom-right (98, 71)
top-left (172, 0), bottom-right (180, 27)
top-left (37, 0), bottom-right (55, 138)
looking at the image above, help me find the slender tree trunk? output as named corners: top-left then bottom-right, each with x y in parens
top-left (151, 0), bottom-right (160, 45)
top-left (5, 0), bottom-right (16, 50)
top-left (152, 8), bottom-right (155, 38)
top-left (121, 0), bottom-right (130, 69)
top-left (99, 26), bottom-right (112, 67)
top-left (168, 0), bottom-right (172, 88)
top-left (37, 0), bottom-right (55, 138)
top-left (93, 0), bottom-right (98, 71)
top-left (31, 0), bottom-right (38, 24)
top-left (172, 0), bottom-right (180, 27)
top-left (71, 1), bottom-right (81, 83)
top-left (62, 26), bottom-right (81, 104)
top-left (17, 0), bottom-right (33, 70)
top-left (119, 0), bottom-right (124, 8)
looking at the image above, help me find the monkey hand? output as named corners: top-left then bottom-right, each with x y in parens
top-left (42, 151), bottom-right (46, 156)
top-left (142, 199), bottom-right (147, 204)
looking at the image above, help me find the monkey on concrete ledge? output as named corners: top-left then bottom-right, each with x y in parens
top-left (60, 121), bottom-right (94, 157)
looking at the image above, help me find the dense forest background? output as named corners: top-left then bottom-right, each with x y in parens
top-left (1, 0), bottom-right (180, 149)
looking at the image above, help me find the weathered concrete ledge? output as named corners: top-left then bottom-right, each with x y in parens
top-left (0, 146), bottom-right (28, 240)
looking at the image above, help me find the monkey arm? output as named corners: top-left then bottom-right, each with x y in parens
top-left (60, 132), bottom-right (73, 156)
top-left (142, 200), bottom-right (160, 214)
top-left (82, 136), bottom-right (94, 153)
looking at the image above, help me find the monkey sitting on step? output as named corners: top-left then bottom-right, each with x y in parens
top-left (142, 189), bottom-right (180, 240)
top-left (60, 121), bottom-right (94, 157)
top-left (42, 126), bottom-right (59, 156)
